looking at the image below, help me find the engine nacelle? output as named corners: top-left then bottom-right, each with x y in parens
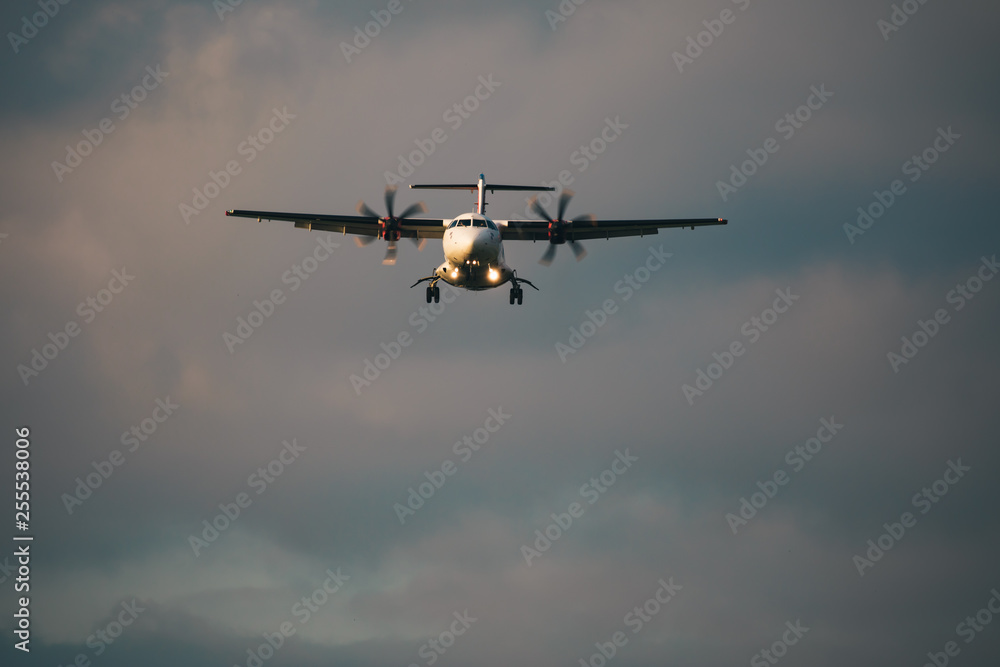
top-left (547, 220), bottom-right (567, 245)
top-left (380, 218), bottom-right (402, 242)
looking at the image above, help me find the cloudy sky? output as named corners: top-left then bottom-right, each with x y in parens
top-left (2, 1), bottom-right (999, 665)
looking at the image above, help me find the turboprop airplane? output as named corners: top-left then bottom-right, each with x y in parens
top-left (225, 174), bottom-right (726, 304)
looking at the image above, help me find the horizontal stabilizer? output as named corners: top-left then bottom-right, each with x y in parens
top-left (410, 184), bottom-right (555, 192)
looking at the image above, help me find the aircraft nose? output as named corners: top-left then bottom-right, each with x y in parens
top-left (454, 232), bottom-right (476, 255)
top-left (472, 229), bottom-right (498, 259)
top-left (472, 229), bottom-right (491, 251)
top-left (451, 228), bottom-right (496, 261)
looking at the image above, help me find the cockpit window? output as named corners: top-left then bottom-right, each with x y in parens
top-left (450, 218), bottom-right (496, 230)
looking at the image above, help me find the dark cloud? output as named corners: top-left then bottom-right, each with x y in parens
top-left (1, 1), bottom-right (999, 666)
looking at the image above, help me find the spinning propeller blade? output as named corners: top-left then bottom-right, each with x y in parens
top-left (355, 186), bottom-right (428, 264)
top-left (530, 190), bottom-right (590, 265)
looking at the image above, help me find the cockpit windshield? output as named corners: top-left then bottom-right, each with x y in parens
top-left (449, 217), bottom-right (493, 228)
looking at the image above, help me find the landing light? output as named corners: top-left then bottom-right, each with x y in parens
top-left (488, 268), bottom-right (499, 281)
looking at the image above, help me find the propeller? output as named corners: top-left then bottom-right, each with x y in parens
top-left (356, 186), bottom-right (427, 265)
top-left (529, 189), bottom-right (593, 266)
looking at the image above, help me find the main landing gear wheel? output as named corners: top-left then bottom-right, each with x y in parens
top-left (411, 275), bottom-right (443, 302)
top-left (508, 272), bottom-right (536, 305)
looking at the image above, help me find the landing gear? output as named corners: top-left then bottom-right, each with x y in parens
top-left (412, 274), bottom-right (442, 303)
top-left (508, 271), bottom-right (537, 306)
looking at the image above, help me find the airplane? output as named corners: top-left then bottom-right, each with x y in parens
top-left (225, 174), bottom-right (727, 305)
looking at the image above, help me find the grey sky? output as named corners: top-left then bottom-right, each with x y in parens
top-left (2, 1), bottom-right (999, 666)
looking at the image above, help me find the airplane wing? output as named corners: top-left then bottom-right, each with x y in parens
top-left (224, 210), bottom-right (449, 239)
top-left (497, 217), bottom-right (727, 241)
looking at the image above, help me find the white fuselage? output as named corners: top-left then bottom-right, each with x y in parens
top-left (435, 213), bottom-right (512, 290)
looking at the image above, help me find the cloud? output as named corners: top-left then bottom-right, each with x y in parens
top-left (2, 2), bottom-right (999, 666)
